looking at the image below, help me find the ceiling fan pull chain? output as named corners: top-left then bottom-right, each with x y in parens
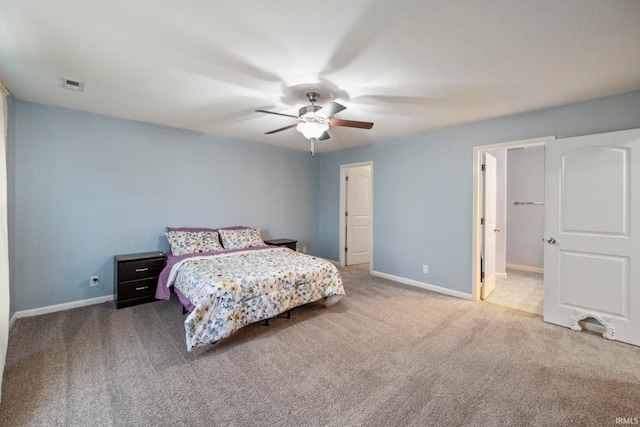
top-left (310, 138), bottom-right (315, 157)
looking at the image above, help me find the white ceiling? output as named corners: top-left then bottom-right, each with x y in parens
top-left (1, 0), bottom-right (639, 153)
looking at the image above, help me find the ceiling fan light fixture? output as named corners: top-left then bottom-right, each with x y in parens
top-left (296, 121), bottom-right (329, 139)
top-left (256, 90), bottom-right (374, 153)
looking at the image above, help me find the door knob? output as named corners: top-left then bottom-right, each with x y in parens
top-left (546, 237), bottom-right (556, 244)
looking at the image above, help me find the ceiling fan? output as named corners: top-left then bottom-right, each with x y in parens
top-left (256, 92), bottom-right (374, 156)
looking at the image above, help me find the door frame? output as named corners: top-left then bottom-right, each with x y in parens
top-left (339, 161), bottom-right (373, 269)
top-left (471, 136), bottom-right (554, 301)
top-left (482, 152), bottom-right (498, 300)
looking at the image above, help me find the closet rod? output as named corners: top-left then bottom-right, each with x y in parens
top-left (513, 201), bottom-right (544, 205)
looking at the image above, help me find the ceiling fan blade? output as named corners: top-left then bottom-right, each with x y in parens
top-left (315, 102), bottom-right (346, 119)
top-left (318, 131), bottom-right (331, 141)
top-left (330, 118), bottom-right (374, 129)
top-left (255, 109), bottom-right (299, 119)
top-left (265, 123), bottom-right (298, 134)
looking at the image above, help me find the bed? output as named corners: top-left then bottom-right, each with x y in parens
top-left (155, 226), bottom-right (345, 351)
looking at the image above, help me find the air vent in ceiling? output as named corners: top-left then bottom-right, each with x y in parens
top-left (62, 78), bottom-right (84, 92)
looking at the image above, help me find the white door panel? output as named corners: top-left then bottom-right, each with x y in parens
top-left (350, 226), bottom-right (369, 253)
top-left (561, 147), bottom-right (629, 235)
top-left (559, 252), bottom-right (629, 318)
top-left (544, 128), bottom-right (640, 346)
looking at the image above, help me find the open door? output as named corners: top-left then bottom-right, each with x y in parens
top-left (345, 166), bottom-right (371, 265)
top-left (544, 128), bottom-right (640, 346)
top-left (482, 153), bottom-right (498, 299)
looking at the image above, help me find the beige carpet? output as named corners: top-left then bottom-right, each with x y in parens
top-left (1, 264), bottom-right (639, 426)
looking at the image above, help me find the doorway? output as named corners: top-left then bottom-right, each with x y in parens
top-left (472, 137), bottom-right (555, 302)
top-left (485, 146), bottom-right (546, 315)
top-left (339, 162), bottom-right (373, 268)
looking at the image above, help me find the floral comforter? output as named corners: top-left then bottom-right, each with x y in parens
top-left (164, 247), bottom-right (345, 351)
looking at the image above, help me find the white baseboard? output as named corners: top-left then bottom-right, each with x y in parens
top-left (506, 263), bottom-right (544, 274)
top-left (9, 295), bottom-right (113, 329)
top-left (496, 272), bottom-right (508, 279)
top-left (9, 313), bottom-right (17, 330)
top-left (370, 270), bottom-right (474, 301)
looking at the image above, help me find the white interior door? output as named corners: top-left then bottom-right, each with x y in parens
top-left (346, 166), bottom-right (371, 265)
top-left (544, 128), bottom-right (640, 346)
top-left (482, 153), bottom-right (497, 299)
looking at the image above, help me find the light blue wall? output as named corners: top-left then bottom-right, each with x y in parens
top-left (13, 101), bottom-right (319, 312)
top-left (317, 90), bottom-right (640, 294)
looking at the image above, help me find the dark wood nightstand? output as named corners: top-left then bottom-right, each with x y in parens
top-left (114, 251), bottom-right (166, 309)
top-left (264, 238), bottom-right (297, 251)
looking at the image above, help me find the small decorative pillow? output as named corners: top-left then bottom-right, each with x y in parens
top-left (165, 231), bottom-right (224, 256)
top-left (218, 227), bottom-right (265, 249)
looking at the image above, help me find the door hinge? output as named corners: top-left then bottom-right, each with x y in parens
top-left (345, 247), bottom-right (348, 252)
top-left (345, 211), bottom-right (348, 217)
top-left (481, 164), bottom-right (485, 171)
top-left (345, 176), bottom-right (349, 181)
top-left (481, 271), bottom-right (484, 282)
top-left (480, 218), bottom-right (484, 225)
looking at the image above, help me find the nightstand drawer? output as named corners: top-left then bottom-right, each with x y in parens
top-left (117, 258), bottom-right (164, 282)
top-left (117, 277), bottom-right (157, 300)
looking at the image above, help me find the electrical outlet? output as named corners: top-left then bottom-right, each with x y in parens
top-left (303, 246), bottom-right (307, 254)
top-left (90, 275), bottom-right (99, 287)
top-left (422, 265), bottom-right (429, 274)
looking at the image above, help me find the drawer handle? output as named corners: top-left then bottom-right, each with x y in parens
top-left (135, 286), bottom-right (149, 291)
top-left (135, 267), bottom-right (149, 272)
